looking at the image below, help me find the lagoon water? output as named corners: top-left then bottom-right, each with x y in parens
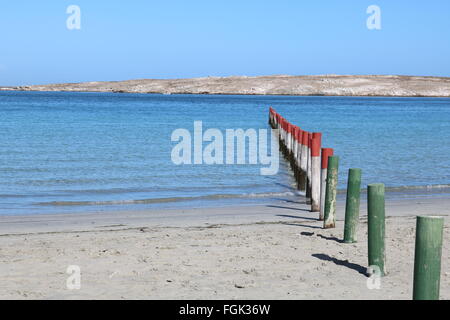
top-left (0, 91), bottom-right (449, 215)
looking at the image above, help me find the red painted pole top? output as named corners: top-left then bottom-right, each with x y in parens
top-left (295, 127), bottom-right (301, 141)
top-left (301, 131), bottom-right (309, 146)
top-left (321, 148), bottom-right (334, 169)
top-left (312, 132), bottom-right (322, 144)
top-left (311, 137), bottom-right (321, 157)
top-left (292, 126), bottom-right (297, 140)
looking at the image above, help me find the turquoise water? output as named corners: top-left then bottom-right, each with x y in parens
top-left (0, 91), bottom-right (449, 215)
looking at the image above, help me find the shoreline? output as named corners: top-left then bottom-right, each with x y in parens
top-left (2, 196), bottom-right (450, 234)
top-left (0, 196), bottom-right (448, 299)
top-left (2, 89), bottom-right (450, 99)
top-left (3, 183), bottom-right (450, 217)
top-left (2, 75), bottom-right (450, 97)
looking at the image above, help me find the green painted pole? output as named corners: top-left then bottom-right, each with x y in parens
top-left (343, 169), bottom-right (362, 243)
top-left (413, 216), bottom-right (444, 300)
top-left (368, 183), bottom-right (386, 276)
top-left (323, 156), bottom-right (339, 229)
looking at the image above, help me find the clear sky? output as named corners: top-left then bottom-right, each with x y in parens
top-left (1, 1), bottom-right (450, 86)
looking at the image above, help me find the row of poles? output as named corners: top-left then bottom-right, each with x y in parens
top-left (268, 107), bottom-right (445, 300)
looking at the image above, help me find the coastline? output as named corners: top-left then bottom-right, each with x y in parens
top-left (1, 89), bottom-right (449, 300)
top-left (1, 196), bottom-right (448, 299)
top-left (2, 75), bottom-right (450, 97)
top-left (3, 182), bottom-right (450, 217)
top-left (2, 0), bottom-right (449, 303)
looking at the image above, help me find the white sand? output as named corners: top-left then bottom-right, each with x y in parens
top-left (0, 197), bottom-right (449, 299)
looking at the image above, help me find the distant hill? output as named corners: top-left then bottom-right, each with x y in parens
top-left (3, 75), bottom-right (450, 97)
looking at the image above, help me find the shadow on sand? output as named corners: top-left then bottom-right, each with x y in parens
top-left (267, 204), bottom-right (311, 213)
top-left (271, 197), bottom-right (308, 205)
top-left (312, 253), bottom-right (367, 276)
top-left (282, 223), bottom-right (322, 229)
top-left (275, 213), bottom-right (317, 221)
top-left (316, 234), bottom-right (343, 243)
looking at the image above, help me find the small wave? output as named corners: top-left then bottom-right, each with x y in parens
top-left (0, 194), bottom-right (31, 199)
top-left (385, 184), bottom-right (450, 191)
top-left (35, 191), bottom-right (297, 207)
top-left (50, 183), bottom-right (269, 195)
top-left (336, 183), bottom-right (450, 194)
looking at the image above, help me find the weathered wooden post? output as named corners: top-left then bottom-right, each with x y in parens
top-left (319, 148), bottom-right (334, 221)
top-left (294, 128), bottom-right (301, 188)
top-left (323, 155), bottom-right (339, 229)
top-left (280, 118), bottom-right (286, 153)
top-left (368, 183), bottom-right (386, 276)
top-left (413, 216), bottom-right (444, 300)
top-left (295, 126), bottom-right (302, 186)
top-left (291, 125), bottom-right (298, 170)
top-left (287, 123), bottom-right (292, 158)
top-left (310, 136), bottom-right (322, 212)
top-left (271, 108), bottom-right (277, 129)
top-left (291, 126), bottom-right (297, 177)
top-left (293, 126), bottom-right (298, 162)
top-left (306, 132), bottom-right (312, 199)
top-left (268, 107), bottom-right (274, 127)
top-left (343, 168), bottom-right (362, 243)
top-left (299, 131), bottom-right (309, 192)
top-left (296, 129), bottom-right (303, 190)
top-left (275, 114), bottom-right (281, 152)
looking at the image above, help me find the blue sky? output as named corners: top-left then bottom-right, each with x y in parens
top-left (1, 1), bottom-right (450, 86)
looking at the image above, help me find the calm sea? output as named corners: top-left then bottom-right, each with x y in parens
top-left (1, 91), bottom-right (449, 215)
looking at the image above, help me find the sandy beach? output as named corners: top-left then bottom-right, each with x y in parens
top-left (2, 1), bottom-right (450, 306)
top-left (0, 196), bottom-right (448, 300)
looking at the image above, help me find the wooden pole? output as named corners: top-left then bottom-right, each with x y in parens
top-left (368, 183), bottom-right (386, 276)
top-left (280, 118), bottom-right (286, 153)
top-left (323, 156), bottom-right (339, 229)
top-left (293, 127), bottom-right (301, 187)
top-left (306, 132), bottom-right (312, 199)
top-left (296, 129), bottom-right (303, 190)
top-left (268, 107), bottom-right (274, 127)
top-left (343, 168), bottom-right (362, 243)
top-left (320, 148), bottom-right (334, 221)
top-left (413, 216), bottom-right (444, 300)
top-left (310, 136), bottom-right (322, 212)
top-left (299, 131), bottom-right (308, 192)
top-left (286, 123), bottom-right (292, 158)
